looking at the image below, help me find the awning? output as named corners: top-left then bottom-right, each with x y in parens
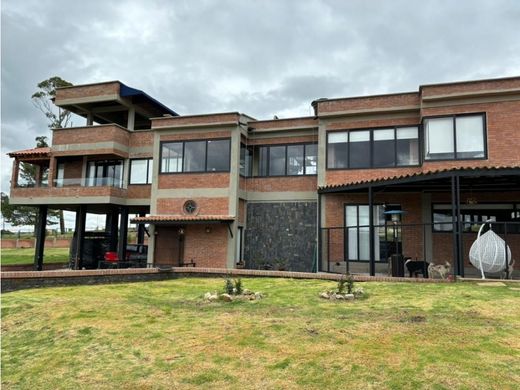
top-left (131, 215), bottom-right (235, 225)
top-left (318, 166), bottom-right (520, 193)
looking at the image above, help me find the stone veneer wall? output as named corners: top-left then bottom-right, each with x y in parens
top-left (244, 202), bottom-right (317, 272)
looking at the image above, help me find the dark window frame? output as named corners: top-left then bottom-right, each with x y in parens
top-left (422, 112), bottom-right (487, 162)
top-left (326, 125), bottom-right (421, 170)
top-left (431, 202), bottom-right (519, 234)
top-left (159, 138), bottom-right (231, 174)
top-left (239, 143), bottom-right (253, 177)
top-left (253, 142), bottom-right (318, 178)
top-left (129, 158), bottom-right (153, 185)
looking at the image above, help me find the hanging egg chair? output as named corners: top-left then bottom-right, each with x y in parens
top-left (469, 221), bottom-right (512, 279)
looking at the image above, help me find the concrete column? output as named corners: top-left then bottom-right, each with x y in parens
top-left (11, 160), bottom-right (19, 188)
top-left (117, 206), bottom-right (129, 261)
top-left (105, 206), bottom-right (119, 252)
top-left (86, 112), bottom-right (94, 126)
top-left (127, 107), bottom-right (135, 131)
top-left (137, 213), bottom-right (146, 244)
top-left (147, 224), bottom-right (155, 266)
top-left (74, 206), bottom-right (87, 270)
top-left (34, 205), bottom-right (48, 271)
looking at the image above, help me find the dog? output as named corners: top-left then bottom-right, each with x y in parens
top-left (428, 262), bottom-right (451, 279)
top-left (405, 259), bottom-right (429, 278)
top-left (500, 259), bottom-right (515, 280)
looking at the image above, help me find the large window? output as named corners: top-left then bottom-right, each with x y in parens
top-left (424, 113), bottom-right (486, 160)
top-left (257, 143), bottom-right (318, 176)
top-left (160, 139), bottom-right (231, 173)
top-left (433, 203), bottom-right (520, 233)
top-left (327, 127), bottom-right (419, 169)
top-left (240, 144), bottom-right (252, 177)
top-left (129, 159), bottom-right (153, 184)
top-left (86, 160), bottom-right (123, 187)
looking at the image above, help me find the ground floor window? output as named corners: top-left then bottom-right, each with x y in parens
top-left (345, 204), bottom-right (401, 261)
top-left (433, 203), bottom-right (520, 233)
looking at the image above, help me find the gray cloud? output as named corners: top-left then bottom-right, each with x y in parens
top-left (2, 0), bottom-right (520, 199)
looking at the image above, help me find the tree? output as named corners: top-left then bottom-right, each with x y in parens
top-left (32, 76), bottom-right (73, 129)
top-left (1, 192), bottom-right (58, 227)
top-left (31, 77), bottom-right (74, 233)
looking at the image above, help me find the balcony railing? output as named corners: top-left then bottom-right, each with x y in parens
top-left (53, 177), bottom-right (124, 188)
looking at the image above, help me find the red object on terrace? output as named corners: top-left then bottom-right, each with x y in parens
top-left (104, 252), bottom-right (119, 262)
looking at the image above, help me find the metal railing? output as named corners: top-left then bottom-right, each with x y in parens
top-left (319, 221), bottom-right (519, 278)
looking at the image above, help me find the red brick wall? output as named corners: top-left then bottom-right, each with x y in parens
top-left (159, 131), bottom-right (231, 142)
top-left (246, 135), bottom-right (318, 145)
top-left (158, 173), bottom-right (230, 189)
top-left (11, 186), bottom-right (127, 199)
top-left (156, 197), bottom-right (229, 215)
top-left (246, 176), bottom-right (317, 192)
top-left (53, 125), bottom-right (130, 146)
top-left (55, 82), bottom-right (119, 101)
top-left (127, 185), bottom-right (151, 199)
top-left (317, 93), bottom-right (420, 114)
top-left (129, 131), bottom-right (153, 148)
top-left (152, 114), bottom-right (238, 128)
top-left (421, 78), bottom-right (520, 98)
top-left (63, 158), bottom-right (83, 181)
top-left (183, 224), bottom-right (228, 268)
top-left (249, 117), bottom-right (317, 130)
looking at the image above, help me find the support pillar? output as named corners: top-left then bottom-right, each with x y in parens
top-left (456, 176), bottom-right (464, 277)
top-left (368, 186), bottom-right (376, 276)
top-left (74, 206), bottom-right (87, 270)
top-left (105, 206), bottom-right (119, 251)
top-left (117, 206), bottom-right (129, 261)
top-left (127, 107), bottom-right (135, 131)
top-left (137, 213), bottom-right (146, 245)
top-left (450, 176), bottom-right (461, 277)
top-left (34, 205), bottom-right (48, 271)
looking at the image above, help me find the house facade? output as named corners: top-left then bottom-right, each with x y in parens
top-left (8, 77), bottom-right (520, 276)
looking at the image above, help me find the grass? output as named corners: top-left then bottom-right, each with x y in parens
top-left (1, 247), bottom-right (69, 265)
top-left (2, 278), bottom-right (519, 389)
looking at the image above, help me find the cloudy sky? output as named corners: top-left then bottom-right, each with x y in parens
top-left (1, 0), bottom-right (520, 228)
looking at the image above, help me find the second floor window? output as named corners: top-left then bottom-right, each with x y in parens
top-left (129, 159), bottom-right (153, 184)
top-left (327, 127), bottom-right (419, 169)
top-left (160, 138), bottom-right (231, 173)
top-left (424, 113), bottom-right (486, 160)
top-left (86, 160), bottom-right (123, 187)
top-left (258, 143), bottom-right (317, 176)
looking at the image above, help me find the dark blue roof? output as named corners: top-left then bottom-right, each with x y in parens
top-left (120, 83), bottom-right (179, 117)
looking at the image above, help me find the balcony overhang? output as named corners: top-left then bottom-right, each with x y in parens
top-left (54, 81), bottom-right (179, 130)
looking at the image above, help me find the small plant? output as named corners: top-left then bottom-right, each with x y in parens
top-left (234, 278), bottom-right (243, 295)
top-left (224, 277), bottom-right (234, 295)
top-left (337, 273), bottom-right (354, 294)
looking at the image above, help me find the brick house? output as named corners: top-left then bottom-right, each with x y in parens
top-left (7, 77), bottom-right (520, 277)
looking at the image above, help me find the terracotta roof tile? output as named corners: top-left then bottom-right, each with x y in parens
top-left (7, 147), bottom-right (51, 157)
top-left (131, 215), bottom-right (235, 223)
top-left (319, 165), bottom-right (520, 192)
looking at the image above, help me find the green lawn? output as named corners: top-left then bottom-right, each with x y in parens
top-left (1, 247), bottom-right (69, 265)
top-left (2, 278), bottom-right (519, 389)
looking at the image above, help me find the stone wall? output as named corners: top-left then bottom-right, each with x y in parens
top-left (244, 202), bottom-right (317, 272)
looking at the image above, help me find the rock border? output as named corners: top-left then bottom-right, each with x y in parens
top-left (204, 289), bottom-right (264, 302)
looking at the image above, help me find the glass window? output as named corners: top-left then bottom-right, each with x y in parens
top-left (345, 204), bottom-right (386, 261)
top-left (424, 114), bottom-right (485, 161)
top-left (130, 159), bottom-right (152, 184)
top-left (425, 117), bottom-right (454, 160)
top-left (455, 116), bottom-right (485, 159)
top-left (287, 145), bottom-right (304, 175)
top-left (269, 145), bottom-right (286, 176)
top-left (161, 142), bottom-right (183, 173)
top-left (86, 160), bottom-right (123, 187)
top-left (327, 132), bottom-right (348, 169)
top-left (373, 129), bottom-right (395, 168)
top-left (349, 131), bottom-right (371, 168)
top-left (183, 141), bottom-right (206, 172)
top-left (396, 127), bottom-right (419, 166)
top-left (259, 146), bottom-right (268, 176)
top-left (240, 144), bottom-right (252, 177)
top-left (207, 139), bottom-right (230, 171)
top-left (305, 144), bottom-right (318, 174)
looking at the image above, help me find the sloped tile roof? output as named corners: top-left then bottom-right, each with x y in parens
top-left (319, 165), bottom-right (520, 192)
top-left (131, 215), bottom-right (235, 224)
top-left (7, 147), bottom-right (51, 157)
